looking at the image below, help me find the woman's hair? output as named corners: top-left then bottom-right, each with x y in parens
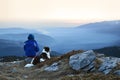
top-left (28, 34), bottom-right (34, 40)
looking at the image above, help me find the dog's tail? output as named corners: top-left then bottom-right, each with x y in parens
top-left (31, 51), bottom-right (40, 64)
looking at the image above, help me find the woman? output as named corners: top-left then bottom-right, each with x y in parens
top-left (24, 34), bottom-right (39, 63)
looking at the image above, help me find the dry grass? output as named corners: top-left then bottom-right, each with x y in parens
top-left (1, 49), bottom-right (120, 80)
top-left (27, 50), bottom-right (84, 80)
top-left (60, 50), bottom-right (84, 59)
top-left (37, 50), bottom-right (84, 68)
top-left (94, 58), bottom-right (103, 69)
top-left (61, 75), bottom-right (82, 80)
top-left (61, 73), bottom-right (120, 80)
top-left (82, 73), bottom-right (120, 80)
top-left (0, 75), bottom-right (8, 80)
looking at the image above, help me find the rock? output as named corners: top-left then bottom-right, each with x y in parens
top-left (69, 50), bottom-right (96, 71)
top-left (0, 62), bottom-right (4, 66)
top-left (90, 67), bottom-right (96, 72)
top-left (98, 57), bottom-right (118, 74)
top-left (44, 62), bottom-right (59, 72)
top-left (11, 68), bottom-right (17, 73)
top-left (11, 61), bottom-right (22, 64)
top-left (103, 69), bottom-right (112, 75)
top-left (98, 57), bottom-right (120, 63)
top-left (96, 53), bottom-right (105, 58)
top-left (83, 61), bottom-right (95, 72)
top-left (23, 75), bottom-right (28, 79)
top-left (114, 70), bottom-right (120, 76)
top-left (25, 57), bottom-right (33, 63)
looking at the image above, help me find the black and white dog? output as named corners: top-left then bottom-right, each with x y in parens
top-left (25, 47), bottom-right (51, 67)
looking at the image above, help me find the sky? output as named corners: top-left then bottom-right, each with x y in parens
top-left (0, 0), bottom-right (120, 27)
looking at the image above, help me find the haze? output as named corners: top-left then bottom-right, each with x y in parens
top-left (0, 0), bottom-right (120, 28)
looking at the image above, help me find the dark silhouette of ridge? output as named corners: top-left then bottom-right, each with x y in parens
top-left (94, 46), bottom-right (120, 57)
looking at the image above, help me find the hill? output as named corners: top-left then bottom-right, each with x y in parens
top-left (0, 39), bottom-right (24, 56)
top-left (94, 46), bottom-right (120, 57)
top-left (0, 28), bottom-right (55, 56)
top-left (46, 20), bottom-right (120, 53)
top-left (78, 20), bottom-right (120, 34)
top-left (0, 20), bottom-right (120, 56)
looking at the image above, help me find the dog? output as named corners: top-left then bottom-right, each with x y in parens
top-left (24, 47), bottom-right (51, 67)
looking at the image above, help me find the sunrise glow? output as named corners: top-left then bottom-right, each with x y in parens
top-left (0, 0), bottom-right (120, 23)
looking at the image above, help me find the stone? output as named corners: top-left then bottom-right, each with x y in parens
top-left (25, 57), bottom-right (33, 63)
top-left (69, 50), bottom-right (96, 71)
top-left (83, 61), bottom-right (95, 71)
top-left (11, 68), bottom-right (17, 73)
top-left (44, 62), bottom-right (59, 72)
top-left (98, 57), bottom-right (118, 74)
top-left (23, 75), bottom-right (28, 79)
top-left (114, 70), bottom-right (120, 76)
top-left (96, 53), bottom-right (105, 58)
top-left (103, 69), bottom-right (112, 75)
top-left (98, 57), bottom-right (120, 63)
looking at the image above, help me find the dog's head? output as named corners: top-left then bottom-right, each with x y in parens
top-left (43, 46), bottom-right (50, 52)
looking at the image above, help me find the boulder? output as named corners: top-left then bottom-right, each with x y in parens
top-left (98, 57), bottom-right (120, 63)
top-left (69, 50), bottom-right (96, 71)
top-left (98, 57), bottom-right (118, 74)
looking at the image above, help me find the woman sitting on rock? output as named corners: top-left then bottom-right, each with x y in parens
top-left (24, 34), bottom-right (39, 63)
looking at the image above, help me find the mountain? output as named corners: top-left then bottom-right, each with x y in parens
top-left (94, 46), bottom-right (120, 57)
top-left (0, 28), bottom-right (55, 56)
top-left (0, 20), bottom-right (120, 56)
top-left (0, 39), bottom-right (24, 56)
top-left (0, 33), bottom-right (55, 46)
top-left (77, 20), bottom-right (120, 35)
top-left (45, 20), bottom-right (120, 53)
top-left (50, 51), bottom-right (62, 57)
top-left (0, 28), bottom-right (41, 34)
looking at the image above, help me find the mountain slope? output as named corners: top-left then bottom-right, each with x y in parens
top-left (0, 39), bottom-right (24, 56)
top-left (46, 20), bottom-right (120, 53)
top-left (78, 20), bottom-right (120, 35)
top-left (0, 28), bottom-right (55, 56)
top-left (94, 46), bottom-right (120, 57)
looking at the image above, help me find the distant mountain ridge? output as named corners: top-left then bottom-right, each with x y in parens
top-left (94, 46), bottom-right (120, 57)
top-left (78, 20), bottom-right (120, 28)
top-left (46, 20), bottom-right (120, 53)
top-left (0, 28), bottom-right (41, 34)
top-left (0, 28), bottom-right (55, 56)
top-left (0, 39), bottom-right (24, 56)
top-left (77, 20), bottom-right (120, 35)
top-left (0, 20), bottom-right (120, 56)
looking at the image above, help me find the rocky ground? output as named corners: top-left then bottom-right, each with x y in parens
top-left (0, 56), bottom-right (25, 62)
top-left (0, 50), bottom-right (120, 80)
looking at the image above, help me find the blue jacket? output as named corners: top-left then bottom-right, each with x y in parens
top-left (24, 40), bottom-right (39, 57)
